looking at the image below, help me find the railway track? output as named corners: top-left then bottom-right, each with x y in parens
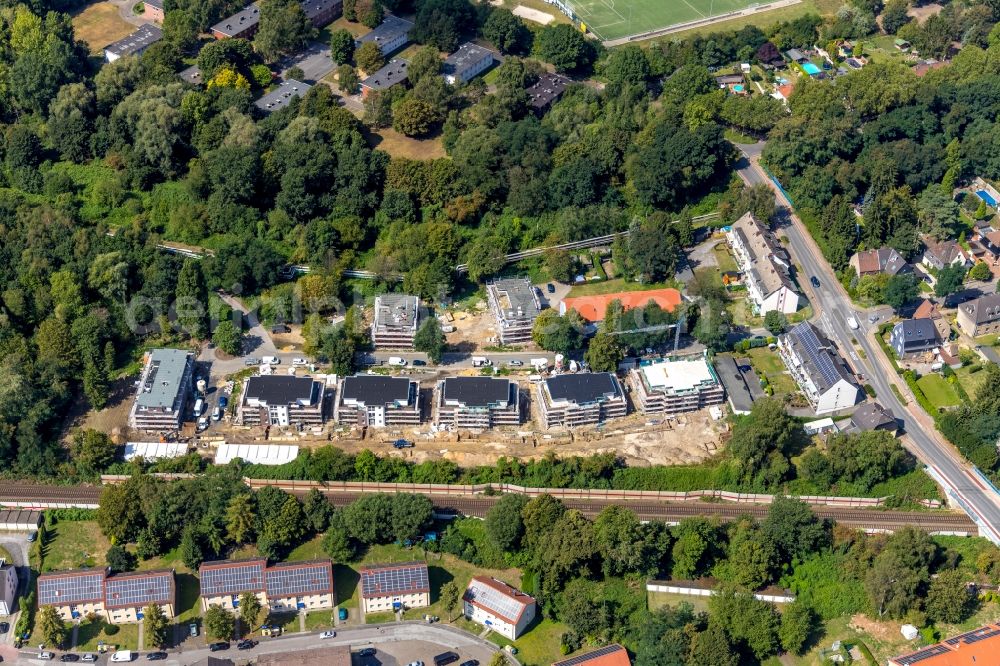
top-left (0, 482), bottom-right (977, 535)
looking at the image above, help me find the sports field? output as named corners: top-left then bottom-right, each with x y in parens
top-left (570, 0), bottom-right (793, 42)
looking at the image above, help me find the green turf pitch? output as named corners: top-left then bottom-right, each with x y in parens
top-left (570, 0), bottom-right (761, 41)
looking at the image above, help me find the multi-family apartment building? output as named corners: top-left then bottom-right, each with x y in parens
top-left (628, 355), bottom-right (725, 416)
top-left (462, 576), bottom-right (536, 640)
top-left (359, 562), bottom-right (429, 614)
top-left (371, 294), bottom-right (421, 349)
top-left (434, 376), bottom-right (521, 429)
top-left (334, 375), bottom-right (421, 427)
top-left (535, 373), bottom-right (627, 428)
top-left (37, 569), bottom-right (176, 624)
top-left (778, 322), bottom-right (862, 414)
top-left (199, 558), bottom-right (335, 613)
top-left (726, 212), bottom-right (798, 315)
top-left (486, 277), bottom-right (541, 345)
top-left (128, 348), bottom-right (194, 433)
top-left (236, 375), bottom-right (326, 427)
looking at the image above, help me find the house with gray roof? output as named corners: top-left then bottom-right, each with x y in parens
top-left (850, 401), bottom-right (897, 436)
top-left (128, 348), bottom-right (194, 433)
top-left (360, 58), bottom-right (409, 99)
top-left (778, 322), bottom-right (861, 414)
top-left (334, 375), bottom-right (420, 427)
top-left (372, 293), bottom-right (421, 349)
top-left (486, 277), bottom-right (541, 344)
top-left (443, 42), bottom-right (495, 85)
top-left (256, 79), bottom-right (312, 113)
top-left (104, 24), bottom-right (162, 62)
top-left (890, 318), bottom-right (940, 357)
top-left (849, 246), bottom-right (911, 278)
top-left (356, 15), bottom-right (413, 56)
top-left (958, 292), bottom-right (1000, 337)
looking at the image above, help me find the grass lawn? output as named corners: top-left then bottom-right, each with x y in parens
top-left (955, 365), bottom-right (990, 399)
top-left (71, 1), bottom-right (135, 55)
top-left (657, 0), bottom-right (842, 41)
top-left (745, 346), bottom-right (799, 397)
top-left (365, 611), bottom-right (396, 624)
top-left (0, 545), bottom-right (13, 563)
top-left (647, 590), bottom-right (709, 613)
top-left (724, 128), bottom-right (756, 144)
top-left (484, 617), bottom-right (568, 666)
top-left (174, 573), bottom-right (201, 623)
top-left (263, 611), bottom-right (299, 634)
top-left (75, 620), bottom-right (139, 652)
top-left (42, 520), bottom-right (110, 572)
top-left (287, 535), bottom-right (326, 562)
top-left (712, 244), bottom-right (739, 274)
top-left (365, 127), bottom-right (447, 160)
top-left (917, 373), bottom-right (962, 409)
top-left (567, 277), bottom-right (674, 297)
top-left (304, 609), bottom-right (337, 631)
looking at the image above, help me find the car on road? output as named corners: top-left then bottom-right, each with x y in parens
top-left (508, 360), bottom-right (523, 367)
top-left (236, 640), bottom-right (257, 650)
top-left (393, 439), bottom-right (414, 449)
top-left (109, 652), bottom-right (132, 663)
top-left (245, 357), bottom-right (259, 366)
top-left (847, 316), bottom-right (859, 330)
top-left (146, 653), bottom-right (167, 661)
top-left (292, 358), bottom-right (308, 367)
top-left (262, 356), bottom-right (280, 365)
top-left (388, 356), bottom-right (407, 367)
top-left (209, 643), bottom-right (230, 652)
top-left (358, 649), bottom-right (376, 657)
top-left (320, 630), bottom-right (337, 639)
top-left (546, 283), bottom-right (555, 293)
top-left (810, 275), bottom-right (821, 288)
top-left (60, 655), bottom-right (79, 662)
top-left (38, 653), bottom-right (53, 661)
top-left (412, 359), bottom-right (426, 366)
top-left (81, 656), bottom-right (96, 662)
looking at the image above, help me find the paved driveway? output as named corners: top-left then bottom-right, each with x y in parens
top-left (282, 41), bottom-right (336, 82)
top-left (0, 533), bottom-right (30, 651)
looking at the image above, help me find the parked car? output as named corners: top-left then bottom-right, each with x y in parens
top-left (189, 623), bottom-right (199, 637)
top-left (236, 640), bottom-right (257, 650)
top-left (412, 359), bottom-right (426, 366)
top-left (433, 652), bottom-right (459, 666)
top-left (320, 630), bottom-right (337, 639)
top-left (212, 406), bottom-right (222, 421)
top-left (358, 649), bottom-right (376, 657)
top-left (244, 357), bottom-right (259, 366)
top-left (209, 643), bottom-right (230, 652)
top-left (27, 531), bottom-right (37, 542)
top-left (218, 396), bottom-right (228, 409)
top-left (38, 654), bottom-right (53, 661)
top-left (406, 662), bottom-right (425, 666)
top-left (393, 439), bottom-right (414, 449)
top-left (262, 356), bottom-right (280, 365)
top-left (60, 655), bottom-right (79, 662)
top-left (109, 652), bottom-right (132, 663)
top-left (338, 608), bottom-right (348, 621)
top-left (508, 360), bottom-right (523, 367)
top-left (460, 661), bottom-right (479, 666)
top-left (146, 653), bottom-right (167, 661)
top-left (292, 358), bottom-right (308, 367)
top-left (196, 416), bottom-right (209, 432)
top-left (0, 621), bottom-right (8, 633)
top-left (546, 283), bottom-right (555, 293)
top-left (81, 656), bottom-right (97, 662)
top-left (810, 275), bottom-right (821, 288)
top-left (388, 356), bottom-right (407, 366)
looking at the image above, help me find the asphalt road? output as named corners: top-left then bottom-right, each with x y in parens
top-left (13, 622), bottom-right (502, 666)
top-left (734, 146), bottom-right (1000, 543)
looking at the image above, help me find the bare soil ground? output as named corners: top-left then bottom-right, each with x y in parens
top-left (445, 304), bottom-right (498, 351)
top-left (72, 1), bottom-right (135, 54)
top-left (272, 325), bottom-right (305, 352)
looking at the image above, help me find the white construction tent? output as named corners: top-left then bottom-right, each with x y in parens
top-left (123, 442), bottom-right (189, 461)
top-left (215, 443), bottom-right (299, 466)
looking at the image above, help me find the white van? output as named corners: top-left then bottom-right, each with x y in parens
top-left (530, 358), bottom-right (549, 370)
top-left (193, 398), bottom-right (204, 416)
top-left (847, 316), bottom-right (859, 330)
top-left (110, 650), bottom-right (133, 662)
top-left (471, 357), bottom-right (491, 367)
top-left (262, 356), bottom-right (279, 365)
top-left (212, 406), bottom-right (223, 421)
top-left (292, 357), bottom-right (308, 367)
top-left (388, 357), bottom-right (407, 367)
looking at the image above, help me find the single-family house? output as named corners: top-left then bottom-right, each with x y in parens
top-left (890, 319), bottom-right (940, 357)
top-left (850, 402), bottom-right (898, 436)
top-left (957, 293), bottom-right (1000, 337)
top-left (463, 576), bottom-right (536, 640)
top-left (913, 299), bottom-right (952, 342)
top-left (922, 239), bottom-right (971, 272)
top-left (849, 247), bottom-right (910, 278)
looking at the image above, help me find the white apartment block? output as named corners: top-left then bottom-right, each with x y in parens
top-left (371, 294), bottom-right (421, 349)
top-left (726, 212), bottom-right (799, 315)
top-left (463, 576), bottom-right (536, 640)
top-left (778, 322), bottom-right (862, 415)
top-left (628, 355), bottom-right (725, 416)
top-left (359, 562), bottom-right (429, 614)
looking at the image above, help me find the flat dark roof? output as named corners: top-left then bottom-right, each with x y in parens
top-left (545, 373), bottom-right (621, 404)
top-left (105, 23), bottom-right (162, 56)
top-left (526, 72), bottom-right (571, 109)
top-left (442, 376), bottom-right (512, 408)
top-left (211, 3), bottom-right (261, 36)
top-left (361, 58), bottom-right (409, 91)
top-left (244, 376), bottom-right (317, 404)
top-left (341, 375), bottom-right (412, 406)
top-left (255, 79), bottom-right (312, 112)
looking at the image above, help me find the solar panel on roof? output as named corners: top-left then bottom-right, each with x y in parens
top-left (464, 579), bottom-right (526, 623)
top-left (896, 645), bottom-right (950, 665)
top-left (360, 563), bottom-right (428, 597)
top-left (38, 572), bottom-right (104, 606)
top-left (201, 562), bottom-right (265, 596)
top-left (105, 572), bottom-right (172, 607)
top-left (553, 645), bottom-right (625, 666)
top-left (963, 627), bottom-right (1000, 644)
top-left (265, 564), bottom-right (331, 597)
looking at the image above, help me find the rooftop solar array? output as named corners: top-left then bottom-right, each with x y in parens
top-left (200, 560), bottom-right (265, 596)
top-left (38, 571), bottom-right (104, 606)
top-left (552, 645), bottom-right (628, 666)
top-left (894, 645), bottom-right (950, 665)
top-left (785, 322), bottom-right (855, 392)
top-left (105, 571), bottom-right (173, 608)
top-left (463, 577), bottom-right (530, 623)
top-left (945, 625), bottom-right (1000, 646)
top-left (265, 562), bottom-right (333, 598)
top-left (359, 562), bottom-right (428, 598)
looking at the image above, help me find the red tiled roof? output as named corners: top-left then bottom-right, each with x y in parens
top-left (561, 288), bottom-right (681, 323)
top-left (552, 645), bottom-right (631, 666)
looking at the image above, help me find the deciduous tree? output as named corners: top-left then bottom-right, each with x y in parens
top-left (205, 605), bottom-right (235, 641)
top-left (144, 604), bottom-right (169, 648)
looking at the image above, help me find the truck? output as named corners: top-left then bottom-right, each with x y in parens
top-left (388, 357), bottom-right (407, 366)
top-left (471, 356), bottom-right (491, 367)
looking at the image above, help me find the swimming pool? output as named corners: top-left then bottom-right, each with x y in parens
top-left (977, 189), bottom-right (998, 207)
top-left (802, 62), bottom-right (821, 75)
top-left (733, 84), bottom-right (744, 92)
